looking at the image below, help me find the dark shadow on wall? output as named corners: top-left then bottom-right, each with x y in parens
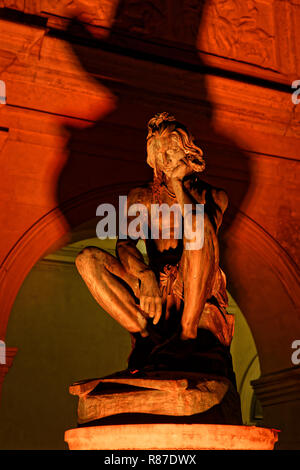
top-left (56, 0), bottom-right (251, 294)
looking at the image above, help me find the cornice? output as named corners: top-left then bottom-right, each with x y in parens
top-left (0, 0), bottom-right (298, 85)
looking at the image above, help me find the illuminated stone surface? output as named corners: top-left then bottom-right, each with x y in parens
top-left (65, 423), bottom-right (279, 450)
top-left (0, 0), bottom-right (299, 449)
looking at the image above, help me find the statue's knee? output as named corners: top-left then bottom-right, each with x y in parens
top-left (75, 246), bottom-right (106, 270)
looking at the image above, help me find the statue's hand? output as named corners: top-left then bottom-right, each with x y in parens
top-left (170, 158), bottom-right (201, 181)
top-left (139, 271), bottom-right (162, 325)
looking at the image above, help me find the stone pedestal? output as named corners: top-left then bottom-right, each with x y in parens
top-left (65, 423), bottom-right (279, 450)
top-left (65, 373), bottom-right (277, 450)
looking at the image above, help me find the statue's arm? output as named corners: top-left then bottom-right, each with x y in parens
top-left (171, 164), bottom-right (228, 229)
top-left (181, 187), bottom-right (228, 340)
top-left (116, 188), bottom-right (162, 324)
top-left (170, 170), bottom-right (228, 339)
top-left (116, 187), bottom-right (150, 279)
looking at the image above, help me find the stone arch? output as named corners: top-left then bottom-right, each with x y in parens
top-left (0, 184), bottom-right (299, 379)
top-left (0, 182), bottom-right (140, 340)
top-left (222, 211), bottom-right (300, 374)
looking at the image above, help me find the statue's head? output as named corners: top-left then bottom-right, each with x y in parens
top-left (146, 112), bottom-right (205, 179)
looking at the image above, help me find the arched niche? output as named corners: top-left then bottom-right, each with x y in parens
top-left (0, 184), bottom-right (298, 449)
top-left (0, 233), bottom-right (262, 449)
top-left (1, 182), bottom-right (298, 371)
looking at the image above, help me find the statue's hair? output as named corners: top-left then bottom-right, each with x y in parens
top-left (146, 112), bottom-right (205, 177)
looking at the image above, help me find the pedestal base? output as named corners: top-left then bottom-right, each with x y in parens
top-left (65, 424), bottom-right (279, 450)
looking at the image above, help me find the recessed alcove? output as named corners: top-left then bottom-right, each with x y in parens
top-left (0, 236), bottom-right (261, 449)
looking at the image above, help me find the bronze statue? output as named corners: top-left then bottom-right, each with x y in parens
top-left (73, 113), bottom-right (241, 425)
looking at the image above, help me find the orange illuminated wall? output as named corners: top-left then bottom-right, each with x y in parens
top-left (0, 0), bottom-right (299, 449)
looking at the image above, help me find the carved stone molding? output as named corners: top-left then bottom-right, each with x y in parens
top-left (0, 18), bottom-right (298, 140)
top-left (0, 0), bottom-right (298, 83)
top-left (199, 0), bottom-right (279, 71)
top-left (0, 0), bottom-right (118, 30)
top-left (252, 366), bottom-right (300, 407)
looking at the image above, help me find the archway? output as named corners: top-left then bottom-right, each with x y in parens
top-left (0, 233), bottom-right (261, 449)
top-left (0, 187), bottom-right (299, 448)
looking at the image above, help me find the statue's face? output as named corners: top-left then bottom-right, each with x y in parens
top-left (152, 134), bottom-right (185, 178)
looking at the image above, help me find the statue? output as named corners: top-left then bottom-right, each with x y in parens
top-left (72, 113), bottom-right (242, 426)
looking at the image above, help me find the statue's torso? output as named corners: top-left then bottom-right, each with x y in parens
top-left (126, 177), bottom-right (234, 347)
top-left (132, 176), bottom-right (223, 256)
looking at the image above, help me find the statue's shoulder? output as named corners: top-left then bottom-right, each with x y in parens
top-left (186, 176), bottom-right (228, 214)
top-left (210, 184), bottom-right (228, 214)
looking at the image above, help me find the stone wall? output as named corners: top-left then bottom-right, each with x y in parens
top-left (0, 0), bottom-right (299, 448)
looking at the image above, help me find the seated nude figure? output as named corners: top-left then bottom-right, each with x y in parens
top-left (76, 112), bottom-right (235, 379)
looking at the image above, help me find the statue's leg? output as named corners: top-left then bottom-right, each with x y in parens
top-left (180, 213), bottom-right (217, 340)
top-left (75, 246), bottom-right (148, 336)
